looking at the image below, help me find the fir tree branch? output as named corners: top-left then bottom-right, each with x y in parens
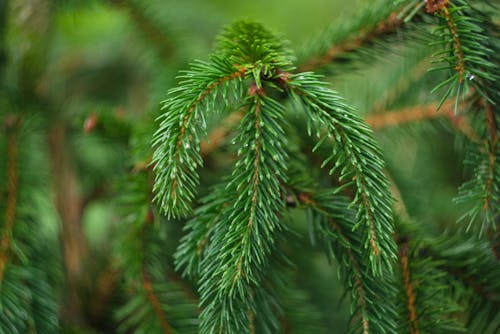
top-left (116, 169), bottom-right (199, 334)
top-left (426, 0), bottom-right (466, 81)
top-left (198, 93), bottom-right (288, 334)
top-left (152, 59), bottom-right (245, 218)
top-left (295, 191), bottom-right (398, 334)
top-left (289, 73), bottom-right (397, 274)
top-left (0, 115), bottom-right (20, 282)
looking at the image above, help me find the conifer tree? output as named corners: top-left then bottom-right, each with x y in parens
top-left (0, 0), bottom-right (498, 334)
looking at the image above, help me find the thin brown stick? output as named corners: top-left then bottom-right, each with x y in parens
top-left (366, 100), bottom-right (480, 142)
top-left (0, 116), bottom-right (20, 282)
top-left (399, 240), bottom-right (420, 334)
top-left (142, 268), bottom-right (173, 334)
top-left (139, 207), bottom-right (174, 334)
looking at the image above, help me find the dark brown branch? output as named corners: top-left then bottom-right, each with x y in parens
top-left (398, 239), bottom-right (420, 334)
top-left (0, 115), bottom-right (21, 282)
top-left (141, 268), bottom-right (173, 334)
top-left (48, 122), bottom-right (90, 325)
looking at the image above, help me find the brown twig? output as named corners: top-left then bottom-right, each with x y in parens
top-left (399, 239), bottom-right (420, 334)
top-left (366, 99), bottom-right (480, 142)
top-left (48, 122), bottom-right (90, 325)
top-left (426, 1), bottom-right (465, 82)
top-left (0, 115), bottom-right (21, 282)
top-left (141, 268), bottom-right (173, 334)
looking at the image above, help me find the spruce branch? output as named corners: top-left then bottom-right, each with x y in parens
top-left (297, 190), bottom-right (398, 334)
top-left (0, 115), bottom-right (60, 333)
top-left (426, 0), bottom-right (497, 108)
top-left (152, 58), bottom-right (245, 218)
top-left (161, 21), bottom-right (402, 333)
top-left (296, 0), bottom-right (422, 71)
top-left (288, 73), bottom-right (396, 274)
top-left (197, 94), bottom-right (289, 334)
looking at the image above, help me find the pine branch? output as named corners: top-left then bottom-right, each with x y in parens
top-left (0, 115), bottom-right (60, 333)
top-left (141, 267), bottom-right (174, 334)
top-left (394, 229), bottom-right (465, 334)
top-left (288, 73), bottom-right (396, 274)
top-left (426, 233), bottom-right (500, 332)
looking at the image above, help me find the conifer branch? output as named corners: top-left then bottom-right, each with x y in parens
top-left (198, 93), bottom-right (288, 334)
top-left (116, 170), bottom-right (198, 334)
top-left (297, 190), bottom-right (398, 334)
top-left (0, 115), bottom-right (20, 282)
top-left (152, 59), bottom-right (245, 218)
top-left (289, 73), bottom-right (396, 274)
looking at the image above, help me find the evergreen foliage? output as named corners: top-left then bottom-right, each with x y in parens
top-left (0, 1), bottom-right (498, 334)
